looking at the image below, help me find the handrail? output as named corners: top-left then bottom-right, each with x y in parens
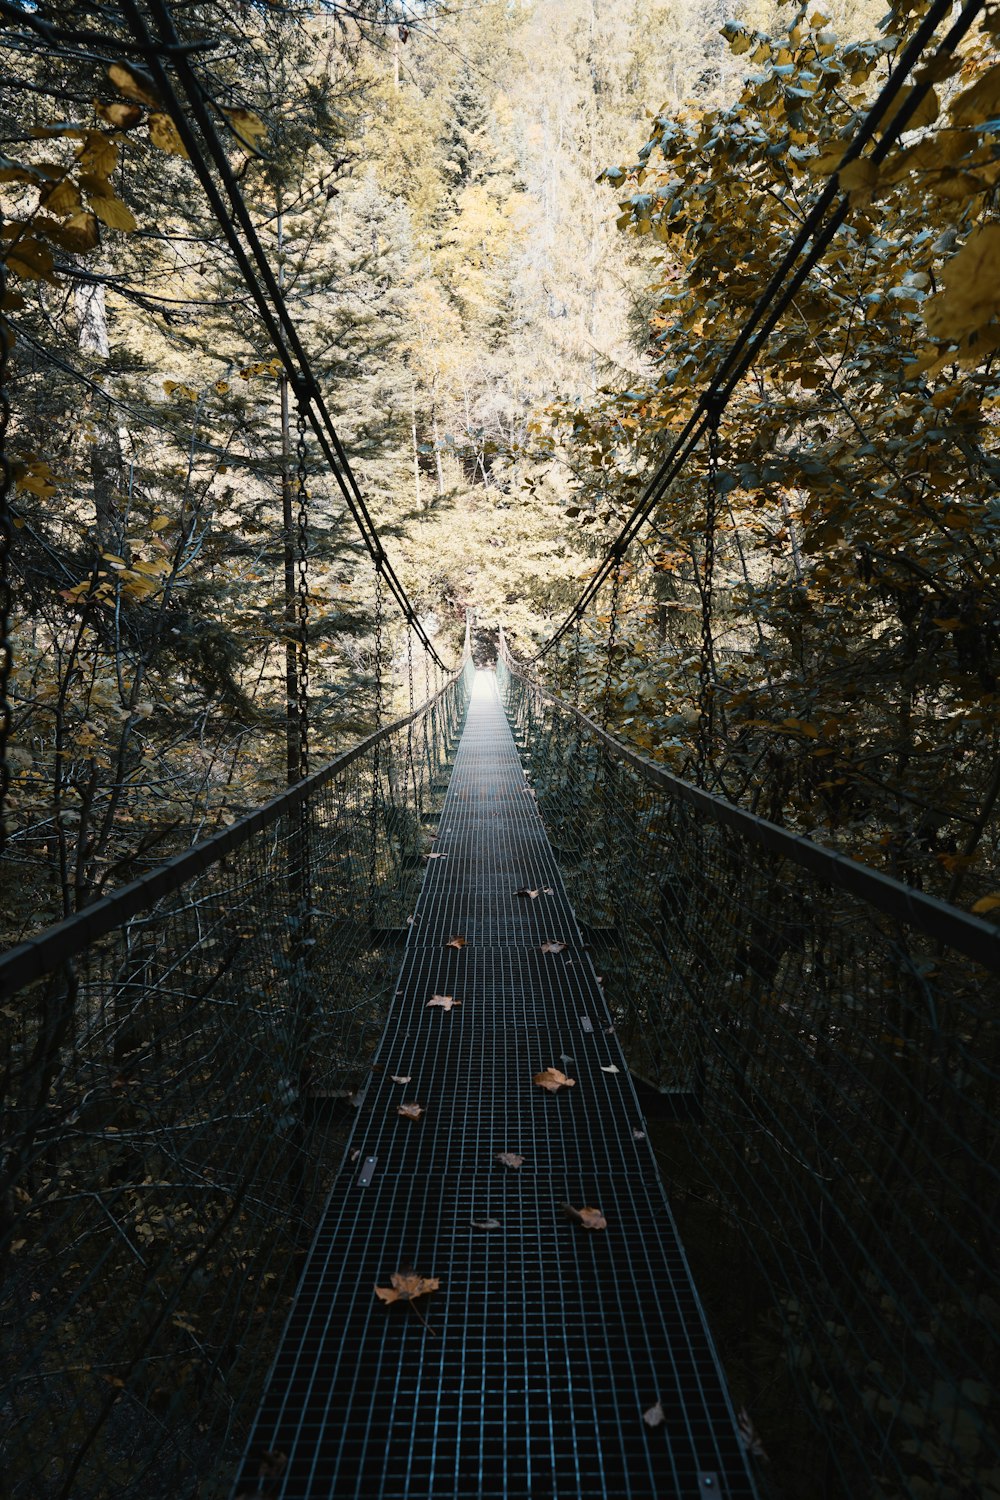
top-left (498, 627), bottom-right (1000, 973)
top-left (0, 636), bottom-right (472, 995)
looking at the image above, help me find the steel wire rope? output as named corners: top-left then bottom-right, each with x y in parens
top-left (695, 403), bottom-right (721, 788)
top-left (532, 0), bottom-right (986, 665)
top-left (367, 561), bottom-right (384, 929)
top-left (0, 254), bottom-right (12, 851)
top-left (116, 0), bottom-right (448, 671)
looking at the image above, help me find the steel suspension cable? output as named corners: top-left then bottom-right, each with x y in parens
top-left (116, 0), bottom-right (447, 672)
top-left (0, 256), bottom-right (12, 853)
top-left (534, 0), bottom-right (985, 664)
top-left (295, 401), bottom-right (310, 781)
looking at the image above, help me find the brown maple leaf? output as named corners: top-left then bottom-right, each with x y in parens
top-left (539, 940), bottom-right (567, 954)
top-left (397, 1101), bottom-right (424, 1121)
top-left (374, 1270), bottom-right (440, 1332)
top-left (390, 1074), bottom-right (412, 1085)
top-left (496, 1151), bottom-right (525, 1169)
top-left (427, 994), bottom-right (460, 1011)
top-left (445, 934), bottom-right (466, 949)
top-left (533, 1067), bottom-right (575, 1092)
top-left (562, 1202), bottom-right (607, 1231)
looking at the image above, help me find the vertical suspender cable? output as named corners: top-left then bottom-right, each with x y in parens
top-left (0, 256), bottom-right (12, 854)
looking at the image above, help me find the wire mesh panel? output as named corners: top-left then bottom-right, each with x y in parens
top-left (234, 670), bottom-right (756, 1499)
top-left (0, 663), bottom-right (472, 1500)
top-left (498, 644), bottom-right (1000, 1500)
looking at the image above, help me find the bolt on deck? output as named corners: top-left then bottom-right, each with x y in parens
top-left (236, 670), bottom-right (757, 1499)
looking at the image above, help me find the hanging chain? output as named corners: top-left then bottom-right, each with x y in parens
top-left (294, 403), bottom-right (310, 781)
top-left (602, 556), bottom-right (623, 729)
top-left (0, 259), bottom-right (12, 855)
top-left (407, 627), bottom-right (414, 715)
top-left (696, 404), bottom-right (721, 787)
top-left (424, 640), bottom-right (431, 703)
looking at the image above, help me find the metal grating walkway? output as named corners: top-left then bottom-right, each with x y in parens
top-left (236, 671), bottom-right (756, 1499)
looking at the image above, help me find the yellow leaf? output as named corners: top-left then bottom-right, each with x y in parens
top-left (151, 515), bottom-right (171, 531)
top-left (40, 177), bottom-right (81, 216)
top-left (5, 237), bottom-right (56, 283)
top-left (837, 158), bottom-right (878, 194)
top-left (949, 62), bottom-right (1000, 128)
top-left (808, 146), bottom-right (845, 177)
top-left (75, 131), bottom-right (119, 176)
top-left (971, 894), bottom-right (1000, 915)
top-left (90, 195), bottom-right (136, 232)
top-left (107, 62), bottom-right (159, 108)
top-left (148, 112), bottom-right (188, 158)
top-left (884, 85), bottom-right (939, 134)
top-left (58, 212), bottom-right (100, 253)
top-left (96, 100), bottom-right (143, 130)
top-left (924, 224), bottom-right (1000, 342)
top-left (224, 108), bottom-right (268, 150)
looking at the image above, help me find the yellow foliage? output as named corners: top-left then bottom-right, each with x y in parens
top-left (923, 224), bottom-right (1000, 345)
top-left (148, 112), bottom-right (188, 158)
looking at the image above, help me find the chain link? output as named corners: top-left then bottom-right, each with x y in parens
top-left (295, 404), bottom-right (310, 780)
top-left (602, 558), bottom-right (623, 729)
top-left (0, 258), bottom-right (12, 854)
top-left (696, 407), bottom-right (720, 787)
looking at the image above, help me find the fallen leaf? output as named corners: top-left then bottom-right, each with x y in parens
top-left (471, 1217), bottom-right (501, 1230)
top-left (972, 893), bottom-right (1000, 915)
top-left (600, 1064), bottom-right (620, 1075)
top-left (496, 1151), bottom-right (525, 1169)
top-left (632, 1128), bottom-right (646, 1141)
top-left (425, 851), bottom-right (446, 859)
top-left (539, 940), bottom-right (568, 954)
top-left (374, 1269), bottom-right (440, 1330)
top-left (542, 888), bottom-right (555, 895)
top-left (445, 935), bottom-right (467, 949)
top-left (397, 1102), bottom-right (424, 1121)
top-left (643, 1400), bottom-right (665, 1428)
top-left (562, 1202), bottom-right (608, 1231)
top-left (534, 1067), bottom-right (575, 1092)
top-left (427, 995), bottom-right (460, 1011)
top-left (390, 1075), bottom-right (412, 1085)
top-left (350, 1148), bottom-right (361, 1161)
top-left (515, 887), bottom-right (540, 899)
top-left (374, 1269), bottom-right (440, 1304)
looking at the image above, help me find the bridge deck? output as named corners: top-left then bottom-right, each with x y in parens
top-left (237, 671), bottom-right (755, 1499)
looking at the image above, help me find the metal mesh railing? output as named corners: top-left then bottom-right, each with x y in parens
top-left (0, 656), bottom-right (472, 1500)
top-left (498, 637), bottom-right (999, 1500)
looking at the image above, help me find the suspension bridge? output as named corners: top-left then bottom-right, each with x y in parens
top-left (1, 1), bottom-right (999, 1497)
